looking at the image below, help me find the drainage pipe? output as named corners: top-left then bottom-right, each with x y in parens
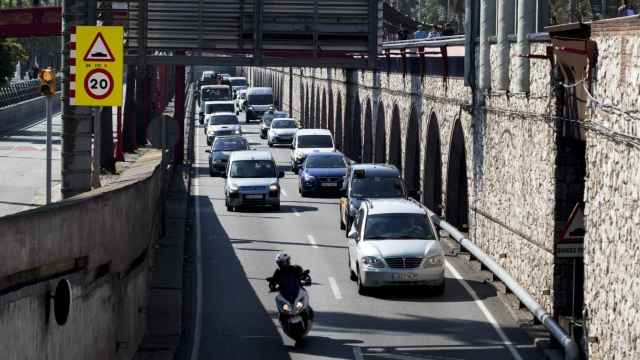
top-left (496, 0), bottom-right (515, 91)
top-left (515, 0), bottom-right (535, 93)
top-left (428, 210), bottom-right (580, 360)
top-left (478, 0), bottom-right (495, 90)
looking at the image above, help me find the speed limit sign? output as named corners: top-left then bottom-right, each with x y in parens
top-left (84, 69), bottom-right (114, 100)
top-left (72, 26), bottom-right (123, 106)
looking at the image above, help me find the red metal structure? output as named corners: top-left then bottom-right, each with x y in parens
top-left (0, 7), bottom-right (61, 37)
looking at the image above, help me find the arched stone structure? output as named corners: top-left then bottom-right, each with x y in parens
top-left (445, 118), bottom-right (470, 231)
top-left (321, 89), bottom-right (327, 129)
top-left (351, 95), bottom-right (362, 161)
top-left (374, 101), bottom-right (386, 163)
top-left (328, 89), bottom-right (334, 135)
top-left (423, 113), bottom-right (443, 214)
top-left (314, 87), bottom-right (321, 128)
top-left (389, 105), bottom-right (402, 172)
top-left (404, 107), bottom-right (421, 200)
top-left (335, 93), bottom-right (343, 150)
top-left (362, 98), bottom-right (373, 163)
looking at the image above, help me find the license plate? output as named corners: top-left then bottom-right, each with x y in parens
top-left (321, 182), bottom-right (337, 187)
top-left (392, 273), bottom-right (418, 281)
top-left (245, 194), bottom-right (264, 200)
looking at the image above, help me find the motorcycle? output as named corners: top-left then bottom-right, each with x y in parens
top-left (267, 269), bottom-right (314, 342)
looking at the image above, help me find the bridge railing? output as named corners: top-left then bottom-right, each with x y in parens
top-left (381, 35), bottom-right (466, 50)
top-left (0, 76), bottom-right (62, 109)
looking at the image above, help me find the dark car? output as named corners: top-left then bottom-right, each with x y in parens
top-left (339, 164), bottom-right (407, 232)
top-left (208, 136), bottom-right (249, 176)
top-left (298, 152), bottom-right (348, 197)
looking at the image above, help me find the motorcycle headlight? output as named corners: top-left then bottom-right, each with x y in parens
top-left (295, 301), bottom-right (304, 310)
top-left (269, 183), bottom-right (279, 192)
top-left (423, 255), bottom-right (444, 268)
top-left (361, 256), bottom-right (385, 268)
top-left (228, 183), bottom-right (239, 192)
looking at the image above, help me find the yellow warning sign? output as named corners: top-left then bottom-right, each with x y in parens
top-left (75, 26), bottom-right (123, 106)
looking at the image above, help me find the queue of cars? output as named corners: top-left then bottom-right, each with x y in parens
top-left (198, 72), bottom-right (444, 296)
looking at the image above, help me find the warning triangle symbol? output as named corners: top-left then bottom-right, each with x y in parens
top-left (83, 32), bottom-right (115, 62)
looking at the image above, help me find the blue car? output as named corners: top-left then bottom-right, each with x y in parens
top-left (298, 152), bottom-right (348, 197)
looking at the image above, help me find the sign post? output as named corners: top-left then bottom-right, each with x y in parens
top-left (46, 95), bottom-right (52, 204)
top-left (38, 67), bottom-right (56, 204)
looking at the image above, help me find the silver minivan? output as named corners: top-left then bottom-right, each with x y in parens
top-left (225, 151), bottom-right (284, 211)
top-left (245, 87), bottom-right (274, 122)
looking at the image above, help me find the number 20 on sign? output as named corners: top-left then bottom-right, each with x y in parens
top-left (75, 26), bottom-right (123, 106)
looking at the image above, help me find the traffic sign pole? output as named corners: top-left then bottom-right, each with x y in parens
top-left (45, 95), bottom-right (52, 204)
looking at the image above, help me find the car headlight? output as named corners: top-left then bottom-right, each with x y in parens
top-left (234, 129), bottom-right (241, 134)
top-left (228, 183), bottom-right (239, 192)
top-left (423, 255), bottom-right (444, 268)
top-left (303, 173), bottom-right (315, 181)
top-left (269, 183), bottom-right (279, 192)
top-left (296, 152), bottom-right (306, 160)
top-left (248, 106), bottom-right (254, 111)
top-left (361, 256), bottom-right (385, 268)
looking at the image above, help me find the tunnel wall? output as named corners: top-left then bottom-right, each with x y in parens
top-left (0, 151), bottom-right (164, 360)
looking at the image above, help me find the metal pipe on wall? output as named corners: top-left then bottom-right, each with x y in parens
top-left (515, 0), bottom-right (535, 93)
top-left (478, 0), bottom-right (496, 90)
top-left (496, 0), bottom-right (515, 91)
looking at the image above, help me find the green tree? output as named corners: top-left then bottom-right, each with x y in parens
top-left (0, 38), bottom-right (27, 86)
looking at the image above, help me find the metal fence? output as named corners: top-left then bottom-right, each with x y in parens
top-left (0, 76), bottom-right (62, 108)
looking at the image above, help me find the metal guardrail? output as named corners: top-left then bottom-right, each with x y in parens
top-left (427, 209), bottom-right (579, 360)
top-left (0, 76), bottom-right (62, 109)
top-left (381, 35), bottom-right (466, 49)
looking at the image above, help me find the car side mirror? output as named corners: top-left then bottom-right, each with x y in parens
top-left (278, 171), bottom-right (285, 178)
top-left (347, 227), bottom-right (357, 240)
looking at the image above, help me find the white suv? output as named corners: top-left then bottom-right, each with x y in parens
top-left (290, 129), bottom-right (335, 174)
top-left (347, 198), bottom-right (445, 296)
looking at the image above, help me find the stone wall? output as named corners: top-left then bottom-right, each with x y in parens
top-left (583, 17), bottom-right (640, 360)
top-left (0, 151), bottom-right (165, 360)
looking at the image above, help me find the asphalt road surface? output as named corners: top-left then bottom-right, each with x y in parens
top-left (186, 111), bottom-right (543, 360)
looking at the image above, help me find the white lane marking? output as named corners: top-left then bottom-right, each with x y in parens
top-left (445, 261), bottom-right (523, 360)
top-left (353, 347), bottom-right (364, 360)
top-left (280, 188), bottom-right (287, 197)
top-left (293, 208), bottom-right (301, 217)
top-left (328, 276), bottom-right (343, 300)
top-left (190, 127), bottom-right (204, 360)
top-left (307, 234), bottom-right (318, 248)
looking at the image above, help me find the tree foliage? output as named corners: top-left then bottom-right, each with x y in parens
top-left (0, 38), bottom-right (27, 86)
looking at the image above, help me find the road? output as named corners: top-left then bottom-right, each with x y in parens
top-left (186, 111), bottom-right (543, 360)
top-left (0, 111), bottom-right (62, 216)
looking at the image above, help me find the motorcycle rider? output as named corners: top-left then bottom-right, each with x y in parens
top-left (268, 252), bottom-right (314, 322)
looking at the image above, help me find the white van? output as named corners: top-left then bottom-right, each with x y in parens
top-left (245, 87), bottom-right (274, 122)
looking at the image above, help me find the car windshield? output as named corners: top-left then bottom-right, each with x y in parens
top-left (364, 213), bottom-right (435, 240)
top-left (230, 79), bottom-right (247, 87)
top-left (229, 160), bottom-right (276, 178)
top-left (209, 115), bottom-right (238, 125)
top-left (247, 94), bottom-right (273, 105)
top-left (263, 112), bottom-right (288, 125)
top-left (201, 72), bottom-right (215, 81)
top-left (271, 120), bottom-right (296, 129)
top-left (206, 103), bottom-right (235, 114)
top-left (297, 135), bottom-right (333, 148)
top-left (306, 155), bottom-right (345, 168)
top-left (351, 176), bottom-right (404, 198)
top-left (202, 88), bottom-right (231, 102)
top-left (213, 138), bottom-right (248, 151)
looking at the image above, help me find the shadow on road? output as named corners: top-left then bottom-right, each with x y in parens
top-left (230, 237), bottom-right (348, 250)
top-left (188, 195), bottom-right (293, 360)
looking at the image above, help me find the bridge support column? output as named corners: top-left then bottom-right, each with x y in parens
top-left (174, 59), bottom-right (185, 165)
top-left (496, 0), bottom-right (515, 91)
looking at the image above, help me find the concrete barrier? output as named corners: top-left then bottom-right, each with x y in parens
top-left (0, 92), bottom-right (61, 135)
top-left (0, 150), bottom-right (165, 360)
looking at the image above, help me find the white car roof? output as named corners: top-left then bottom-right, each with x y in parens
top-left (365, 199), bottom-right (425, 216)
top-left (229, 150), bottom-right (274, 162)
top-left (229, 77), bottom-right (246, 80)
top-left (247, 87), bottom-right (273, 95)
top-left (272, 118), bottom-right (296, 122)
top-left (296, 129), bottom-right (332, 136)
top-left (205, 100), bottom-right (235, 105)
top-left (201, 85), bottom-right (229, 89)
top-left (209, 112), bottom-right (236, 117)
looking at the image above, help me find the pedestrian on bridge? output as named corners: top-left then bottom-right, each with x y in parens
top-left (414, 25), bottom-right (427, 39)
